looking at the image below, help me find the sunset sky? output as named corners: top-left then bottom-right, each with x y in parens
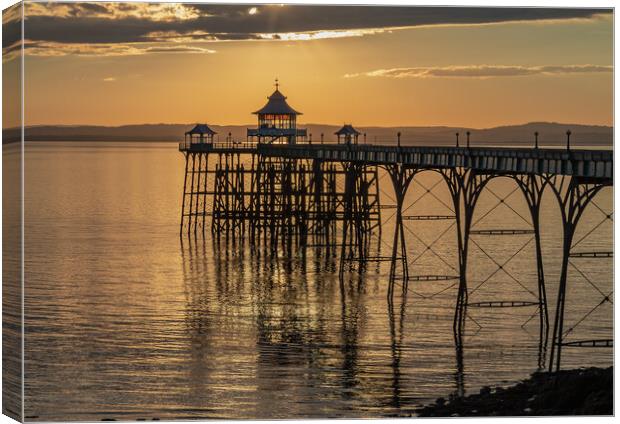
top-left (2, 3), bottom-right (613, 128)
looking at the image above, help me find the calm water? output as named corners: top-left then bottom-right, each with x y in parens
top-left (21, 142), bottom-right (612, 420)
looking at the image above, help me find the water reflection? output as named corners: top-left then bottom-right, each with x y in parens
top-left (340, 276), bottom-right (364, 398)
top-left (387, 288), bottom-right (406, 409)
top-left (453, 319), bottom-right (466, 398)
top-left (180, 235), bottom-right (567, 417)
top-left (181, 238), bottom-right (216, 403)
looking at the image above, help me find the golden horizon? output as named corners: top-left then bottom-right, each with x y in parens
top-left (2, 4), bottom-right (613, 129)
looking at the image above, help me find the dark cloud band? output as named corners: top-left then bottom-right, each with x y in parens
top-left (18, 5), bottom-right (613, 44)
top-left (1, 4), bottom-right (611, 59)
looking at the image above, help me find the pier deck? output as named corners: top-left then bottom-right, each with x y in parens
top-left (179, 141), bottom-right (612, 180)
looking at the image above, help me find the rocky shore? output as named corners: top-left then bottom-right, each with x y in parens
top-left (416, 367), bottom-right (613, 416)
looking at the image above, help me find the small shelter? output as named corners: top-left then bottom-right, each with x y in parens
top-left (247, 79), bottom-right (307, 144)
top-left (335, 124), bottom-right (361, 145)
top-left (185, 124), bottom-right (216, 144)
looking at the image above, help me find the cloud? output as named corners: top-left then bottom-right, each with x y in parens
top-left (2, 3), bottom-right (22, 58)
top-left (344, 64), bottom-right (613, 79)
top-left (3, 4), bottom-right (611, 58)
top-left (21, 41), bottom-right (143, 57)
top-left (26, 2), bottom-right (202, 22)
top-left (143, 46), bottom-right (215, 54)
top-left (2, 3), bottom-right (21, 25)
top-left (103, 77), bottom-right (116, 82)
top-left (256, 28), bottom-right (387, 41)
top-left (19, 40), bottom-right (216, 57)
top-left (2, 41), bottom-right (21, 62)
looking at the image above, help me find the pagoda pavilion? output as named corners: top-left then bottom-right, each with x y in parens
top-left (247, 80), bottom-right (307, 144)
top-left (335, 124), bottom-right (361, 145)
top-left (185, 123), bottom-right (217, 144)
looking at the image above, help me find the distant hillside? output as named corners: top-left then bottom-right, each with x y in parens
top-left (2, 122), bottom-right (613, 147)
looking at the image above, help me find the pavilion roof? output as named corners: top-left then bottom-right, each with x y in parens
top-left (185, 124), bottom-right (217, 136)
top-left (253, 89), bottom-right (302, 115)
top-left (335, 124), bottom-right (361, 136)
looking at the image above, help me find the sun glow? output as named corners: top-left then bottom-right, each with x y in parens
top-left (9, 4), bottom-right (612, 129)
top-left (258, 28), bottom-right (386, 41)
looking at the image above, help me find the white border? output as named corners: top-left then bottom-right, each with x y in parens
top-left (0, 2), bottom-right (615, 424)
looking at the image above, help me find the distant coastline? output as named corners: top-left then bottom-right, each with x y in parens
top-left (3, 122), bottom-right (612, 147)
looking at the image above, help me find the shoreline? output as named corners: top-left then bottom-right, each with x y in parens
top-left (415, 367), bottom-right (613, 417)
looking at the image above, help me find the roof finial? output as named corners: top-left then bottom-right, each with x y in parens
top-left (274, 78), bottom-right (279, 90)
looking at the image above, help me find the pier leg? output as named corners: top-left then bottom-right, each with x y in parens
top-left (211, 161), bottom-right (221, 237)
top-left (441, 168), bottom-right (492, 337)
top-left (201, 154), bottom-right (209, 234)
top-left (187, 153), bottom-right (197, 235)
top-left (180, 152), bottom-right (190, 237)
top-left (339, 164), bottom-right (356, 281)
top-left (385, 165), bottom-right (416, 298)
top-left (249, 154), bottom-right (259, 244)
top-left (513, 174), bottom-right (549, 358)
top-left (374, 167), bottom-right (383, 241)
top-left (338, 163), bottom-right (381, 281)
top-left (547, 176), bottom-right (609, 372)
top-left (193, 153), bottom-right (203, 236)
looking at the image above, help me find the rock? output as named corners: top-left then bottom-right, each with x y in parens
top-left (417, 367), bottom-right (612, 417)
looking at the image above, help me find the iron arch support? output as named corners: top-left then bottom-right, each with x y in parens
top-left (439, 168), bottom-right (495, 336)
top-left (384, 164), bottom-right (419, 298)
top-left (546, 174), bottom-right (610, 372)
top-left (511, 174), bottom-right (550, 355)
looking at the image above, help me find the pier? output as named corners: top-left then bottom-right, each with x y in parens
top-left (178, 84), bottom-right (613, 373)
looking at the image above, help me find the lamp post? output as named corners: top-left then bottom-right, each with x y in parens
top-left (456, 132), bottom-right (460, 148)
top-left (321, 133), bottom-right (324, 144)
top-left (466, 131), bottom-right (471, 148)
top-left (534, 131), bottom-right (539, 149)
top-left (397, 132), bottom-right (401, 149)
top-left (566, 130), bottom-right (571, 151)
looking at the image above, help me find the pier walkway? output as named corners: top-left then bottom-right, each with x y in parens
top-left (179, 141), bottom-right (612, 180)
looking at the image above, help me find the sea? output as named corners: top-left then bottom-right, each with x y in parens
top-left (4, 141), bottom-right (612, 420)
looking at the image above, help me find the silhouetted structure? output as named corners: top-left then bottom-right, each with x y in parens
top-left (247, 79), bottom-right (307, 144)
top-left (335, 124), bottom-right (361, 145)
top-left (185, 124), bottom-right (216, 144)
top-left (178, 85), bottom-right (613, 374)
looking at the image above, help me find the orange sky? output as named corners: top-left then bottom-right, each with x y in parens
top-left (2, 3), bottom-right (613, 128)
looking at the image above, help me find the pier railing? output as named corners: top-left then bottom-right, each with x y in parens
top-left (179, 141), bottom-right (612, 179)
top-left (179, 140), bottom-right (258, 152)
top-left (258, 143), bottom-right (613, 180)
